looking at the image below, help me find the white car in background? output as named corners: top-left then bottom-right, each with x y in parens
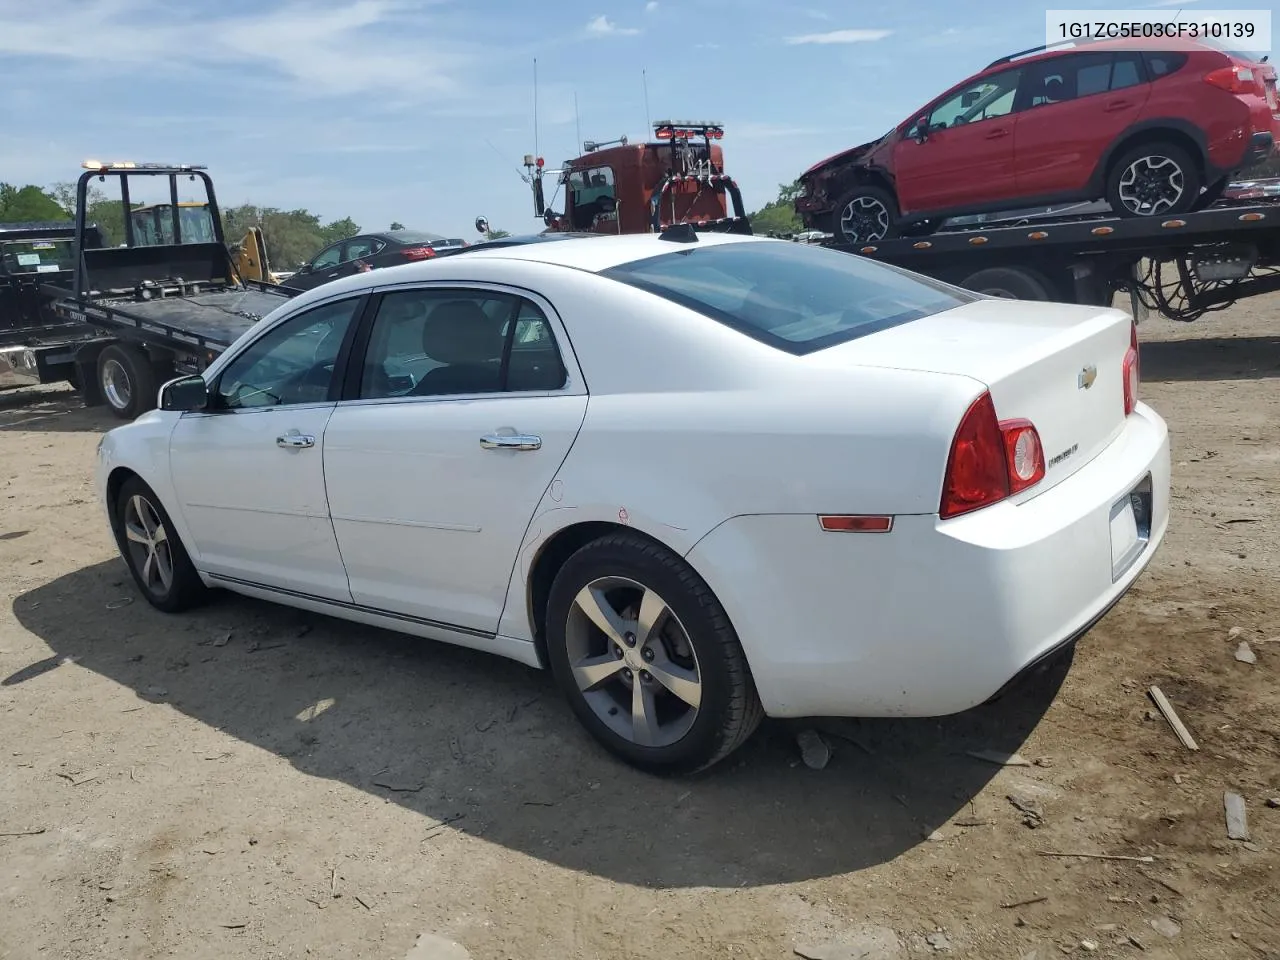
top-left (95, 231), bottom-right (1169, 774)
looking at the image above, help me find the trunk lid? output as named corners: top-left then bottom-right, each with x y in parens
top-left (821, 298), bottom-right (1133, 494)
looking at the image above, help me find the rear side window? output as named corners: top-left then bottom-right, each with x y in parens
top-left (602, 241), bottom-right (977, 356)
top-left (1144, 52), bottom-right (1188, 78)
top-left (0, 239), bottom-right (74, 275)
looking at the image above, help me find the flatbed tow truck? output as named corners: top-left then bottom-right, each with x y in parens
top-left (819, 197), bottom-right (1280, 322)
top-left (8, 161), bottom-right (297, 418)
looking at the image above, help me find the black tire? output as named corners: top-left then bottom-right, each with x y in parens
top-left (832, 183), bottom-right (901, 244)
top-left (1105, 141), bottom-right (1202, 218)
top-left (961, 266), bottom-right (1055, 301)
top-left (545, 531), bottom-right (764, 774)
top-left (97, 343), bottom-right (159, 420)
top-left (112, 475), bottom-right (208, 613)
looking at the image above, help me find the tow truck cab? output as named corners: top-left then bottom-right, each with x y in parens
top-left (530, 121), bottom-right (752, 235)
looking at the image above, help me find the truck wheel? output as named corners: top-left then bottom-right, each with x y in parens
top-left (1106, 141), bottom-right (1201, 218)
top-left (97, 344), bottom-right (158, 420)
top-left (962, 266), bottom-right (1055, 301)
top-left (833, 184), bottom-right (900, 244)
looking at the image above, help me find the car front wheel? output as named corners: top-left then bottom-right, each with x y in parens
top-left (1106, 142), bottom-right (1202, 217)
top-left (113, 476), bottom-right (208, 613)
top-left (545, 532), bottom-right (763, 774)
top-left (833, 184), bottom-right (900, 244)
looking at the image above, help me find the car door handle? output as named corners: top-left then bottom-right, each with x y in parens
top-left (1103, 100), bottom-right (1133, 112)
top-left (480, 433), bottom-right (542, 451)
top-left (326, 272), bottom-right (339, 278)
top-left (276, 433), bottom-right (316, 449)
top-left (984, 127), bottom-right (1009, 140)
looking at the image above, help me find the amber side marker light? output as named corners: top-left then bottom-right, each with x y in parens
top-left (1239, 212), bottom-right (1265, 222)
top-left (1091, 226), bottom-right (1114, 236)
top-left (819, 515), bottom-right (894, 533)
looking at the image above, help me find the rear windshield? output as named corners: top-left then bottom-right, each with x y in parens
top-left (0, 239), bottom-right (75, 276)
top-left (602, 240), bottom-right (976, 355)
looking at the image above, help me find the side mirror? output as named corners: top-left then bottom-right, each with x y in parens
top-left (474, 216), bottom-right (489, 235)
top-left (296, 262), bottom-right (312, 274)
top-left (912, 116), bottom-right (930, 143)
top-left (159, 375), bottom-right (210, 412)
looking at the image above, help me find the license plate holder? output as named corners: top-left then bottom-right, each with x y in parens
top-left (1110, 476), bottom-right (1153, 581)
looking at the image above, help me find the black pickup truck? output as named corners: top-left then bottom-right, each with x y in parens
top-left (4, 162), bottom-right (298, 418)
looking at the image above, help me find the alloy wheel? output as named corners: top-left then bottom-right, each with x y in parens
top-left (1117, 155), bottom-right (1184, 216)
top-left (839, 195), bottom-right (891, 243)
top-left (564, 576), bottom-right (702, 748)
top-left (123, 493), bottom-right (174, 595)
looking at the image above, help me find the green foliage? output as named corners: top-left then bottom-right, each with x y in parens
top-left (389, 221), bottom-right (406, 231)
top-left (485, 228), bottom-right (512, 240)
top-left (0, 183), bottom-right (71, 223)
top-left (747, 181), bottom-right (803, 237)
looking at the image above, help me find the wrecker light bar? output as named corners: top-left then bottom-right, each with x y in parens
top-left (653, 120), bottom-right (725, 140)
top-left (81, 159), bottom-right (208, 172)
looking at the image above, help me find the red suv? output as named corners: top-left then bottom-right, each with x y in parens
top-left (795, 39), bottom-right (1279, 244)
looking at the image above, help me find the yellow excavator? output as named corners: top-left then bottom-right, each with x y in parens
top-left (127, 201), bottom-right (286, 284)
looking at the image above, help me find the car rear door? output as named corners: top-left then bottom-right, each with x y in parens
top-left (322, 283), bottom-right (588, 636)
top-left (891, 66), bottom-right (1025, 215)
top-left (1014, 50), bottom-right (1152, 198)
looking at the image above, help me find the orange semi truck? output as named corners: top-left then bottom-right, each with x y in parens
top-left (525, 121), bottom-right (752, 236)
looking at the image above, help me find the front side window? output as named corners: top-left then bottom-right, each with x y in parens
top-left (344, 237), bottom-right (383, 261)
top-left (215, 297), bottom-right (362, 409)
top-left (358, 288), bottom-right (566, 399)
top-left (926, 69), bottom-right (1022, 129)
top-left (311, 244), bottom-right (342, 271)
top-left (602, 241), bottom-right (976, 355)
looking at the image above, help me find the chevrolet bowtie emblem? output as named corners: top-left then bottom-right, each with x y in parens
top-left (1078, 365), bottom-right (1097, 390)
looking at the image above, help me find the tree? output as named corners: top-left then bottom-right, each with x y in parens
top-left (389, 221), bottom-right (405, 231)
top-left (0, 183), bottom-right (71, 223)
top-left (485, 228), bottom-right (512, 240)
top-left (747, 181), bottom-right (803, 237)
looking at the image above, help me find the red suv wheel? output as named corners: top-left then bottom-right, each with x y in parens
top-left (833, 184), bottom-right (900, 244)
top-left (1104, 141), bottom-right (1202, 218)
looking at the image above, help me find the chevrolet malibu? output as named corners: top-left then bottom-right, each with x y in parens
top-left (95, 232), bottom-right (1170, 774)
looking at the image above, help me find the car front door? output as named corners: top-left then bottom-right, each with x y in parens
top-left (1014, 51), bottom-right (1151, 198)
top-left (167, 295), bottom-right (365, 598)
top-left (287, 241), bottom-right (345, 291)
top-left (891, 67), bottom-right (1025, 215)
top-left (322, 284), bottom-right (588, 635)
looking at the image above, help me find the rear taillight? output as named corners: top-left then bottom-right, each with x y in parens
top-left (939, 391), bottom-right (1046, 520)
top-left (401, 246), bottom-right (437, 261)
top-left (1204, 64), bottom-right (1258, 95)
top-left (1122, 321), bottom-right (1139, 416)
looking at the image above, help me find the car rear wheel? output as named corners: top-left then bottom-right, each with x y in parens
top-left (833, 184), bottom-right (900, 244)
top-left (1106, 142), bottom-right (1201, 218)
top-left (545, 531), bottom-right (763, 774)
top-left (113, 475), bottom-right (208, 613)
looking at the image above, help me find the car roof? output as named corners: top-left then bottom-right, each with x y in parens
top-left (449, 230), bottom-right (768, 272)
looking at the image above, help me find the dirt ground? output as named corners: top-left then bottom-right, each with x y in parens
top-left (1, 296), bottom-right (1278, 960)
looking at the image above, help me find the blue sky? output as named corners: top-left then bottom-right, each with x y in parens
top-left (0, 0), bottom-right (1250, 243)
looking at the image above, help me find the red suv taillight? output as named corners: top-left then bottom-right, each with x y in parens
top-left (939, 391), bottom-right (1046, 520)
top-left (1203, 64), bottom-right (1258, 95)
top-left (1122, 321), bottom-right (1139, 417)
top-left (401, 246), bottom-right (437, 261)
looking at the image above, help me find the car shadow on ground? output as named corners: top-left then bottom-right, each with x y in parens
top-left (1139, 335), bottom-right (1280, 383)
top-left (0, 387), bottom-right (110, 434)
top-left (12, 559), bottom-right (1069, 889)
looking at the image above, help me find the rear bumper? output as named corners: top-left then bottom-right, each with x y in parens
top-left (686, 402), bottom-right (1171, 719)
top-left (1244, 131), bottom-right (1276, 167)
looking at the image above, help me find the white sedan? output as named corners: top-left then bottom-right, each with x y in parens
top-left (95, 231), bottom-right (1170, 773)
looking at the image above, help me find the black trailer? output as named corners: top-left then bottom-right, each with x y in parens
top-left (15, 162), bottom-right (298, 418)
top-left (822, 198), bottom-right (1280, 322)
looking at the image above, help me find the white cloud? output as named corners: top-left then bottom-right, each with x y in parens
top-left (585, 14), bottom-right (641, 36)
top-left (0, 0), bottom-right (476, 101)
top-left (645, 1), bottom-right (659, 11)
top-left (784, 28), bottom-right (892, 45)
